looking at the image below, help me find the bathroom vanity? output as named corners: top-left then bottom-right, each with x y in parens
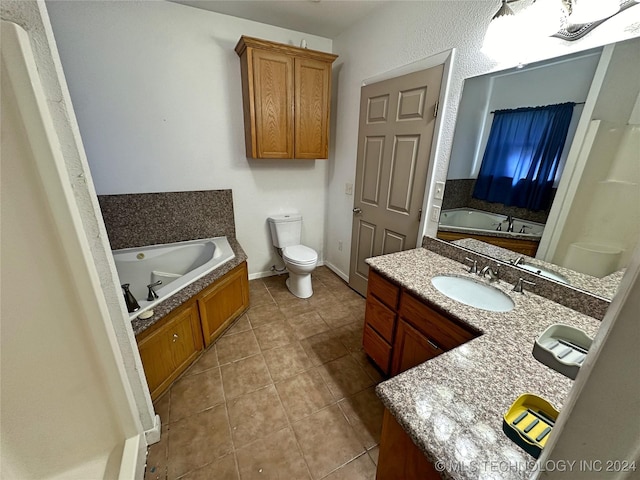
top-left (363, 247), bottom-right (602, 479)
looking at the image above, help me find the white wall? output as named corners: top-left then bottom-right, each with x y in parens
top-left (45, 0), bottom-right (333, 277)
top-left (327, 0), bottom-right (640, 278)
top-left (1, 17), bottom-right (144, 479)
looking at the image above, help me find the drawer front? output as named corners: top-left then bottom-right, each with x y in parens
top-left (368, 270), bottom-right (400, 310)
top-left (363, 323), bottom-right (392, 375)
top-left (399, 292), bottom-right (477, 351)
top-left (365, 295), bottom-right (396, 343)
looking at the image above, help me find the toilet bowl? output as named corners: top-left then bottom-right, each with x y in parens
top-left (268, 214), bottom-right (318, 298)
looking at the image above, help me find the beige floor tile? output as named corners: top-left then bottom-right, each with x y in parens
top-left (222, 314), bottom-right (252, 336)
top-left (287, 311), bottom-right (330, 340)
top-left (220, 354), bottom-right (272, 399)
top-left (330, 286), bottom-right (364, 302)
top-left (263, 342), bottom-right (314, 382)
top-left (168, 404), bottom-right (232, 479)
top-left (338, 387), bottom-right (384, 449)
top-left (236, 427), bottom-right (311, 480)
top-left (275, 368), bottom-right (335, 422)
top-left (367, 446), bottom-right (379, 466)
top-left (319, 355), bottom-right (374, 401)
top-left (153, 393), bottom-right (170, 426)
top-left (249, 287), bottom-right (274, 308)
top-left (227, 385), bottom-right (288, 448)
top-left (216, 329), bottom-right (260, 365)
top-left (277, 298), bottom-right (314, 319)
top-left (292, 404), bottom-right (365, 479)
top-left (269, 287), bottom-right (301, 305)
top-left (350, 349), bottom-right (385, 384)
top-left (254, 319), bottom-right (297, 351)
top-left (335, 320), bottom-right (366, 353)
top-left (261, 274), bottom-right (287, 289)
top-left (177, 453), bottom-right (238, 480)
top-left (300, 331), bottom-right (349, 366)
top-left (169, 368), bottom-right (224, 423)
top-left (145, 425), bottom-right (168, 480)
top-left (322, 453), bottom-right (376, 480)
top-left (186, 345), bottom-right (218, 375)
top-left (315, 302), bottom-right (356, 329)
top-left (246, 304), bottom-right (285, 328)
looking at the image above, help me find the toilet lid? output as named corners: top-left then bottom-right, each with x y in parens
top-left (283, 245), bottom-right (317, 264)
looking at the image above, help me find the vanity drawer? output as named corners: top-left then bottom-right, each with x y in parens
top-left (368, 270), bottom-right (400, 310)
top-left (363, 323), bottom-right (392, 375)
top-left (399, 292), bottom-right (477, 351)
top-left (365, 295), bottom-right (396, 343)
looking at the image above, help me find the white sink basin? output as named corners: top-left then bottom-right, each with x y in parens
top-left (518, 263), bottom-right (570, 284)
top-left (431, 275), bottom-right (515, 312)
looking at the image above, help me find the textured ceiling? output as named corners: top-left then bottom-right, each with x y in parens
top-left (168, 0), bottom-right (390, 38)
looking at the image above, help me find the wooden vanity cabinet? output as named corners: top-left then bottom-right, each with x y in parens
top-left (235, 36), bottom-right (337, 159)
top-left (363, 269), bottom-right (478, 377)
top-left (198, 262), bottom-right (249, 347)
top-left (136, 302), bottom-right (203, 400)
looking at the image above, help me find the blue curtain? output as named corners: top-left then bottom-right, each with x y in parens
top-left (472, 102), bottom-right (575, 210)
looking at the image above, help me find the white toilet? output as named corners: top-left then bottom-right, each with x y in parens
top-left (268, 214), bottom-right (318, 299)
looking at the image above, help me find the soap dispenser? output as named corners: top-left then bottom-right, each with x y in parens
top-left (121, 284), bottom-right (140, 313)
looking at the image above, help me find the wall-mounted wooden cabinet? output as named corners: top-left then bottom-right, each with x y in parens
top-left (136, 261), bottom-right (249, 400)
top-left (235, 36), bottom-right (337, 159)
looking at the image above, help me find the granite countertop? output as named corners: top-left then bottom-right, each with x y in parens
top-left (131, 237), bottom-right (248, 336)
top-left (367, 248), bottom-right (602, 480)
top-left (438, 224), bottom-right (540, 242)
top-left (452, 238), bottom-right (623, 300)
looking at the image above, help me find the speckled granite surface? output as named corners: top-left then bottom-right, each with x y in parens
top-left (98, 190), bottom-right (235, 250)
top-left (131, 237), bottom-right (247, 336)
top-left (368, 248), bottom-right (601, 480)
top-left (452, 238), bottom-right (623, 300)
top-left (424, 236), bottom-right (611, 320)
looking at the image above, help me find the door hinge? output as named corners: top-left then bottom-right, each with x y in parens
top-left (418, 208), bottom-right (423, 222)
top-left (433, 101), bottom-right (439, 118)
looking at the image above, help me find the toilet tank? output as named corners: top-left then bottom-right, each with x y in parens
top-left (268, 214), bottom-right (302, 248)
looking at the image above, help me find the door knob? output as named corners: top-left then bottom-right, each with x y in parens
top-left (353, 207), bottom-right (362, 215)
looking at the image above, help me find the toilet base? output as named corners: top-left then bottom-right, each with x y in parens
top-left (286, 273), bottom-right (313, 299)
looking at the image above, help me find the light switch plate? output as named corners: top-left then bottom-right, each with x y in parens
top-left (434, 181), bottom-right (445, 200)
top-left (431, 205), bottom-right (441, 222)
top-left (345, 183), bottom-right (353, 195)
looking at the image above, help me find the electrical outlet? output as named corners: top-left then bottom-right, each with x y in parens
top-left (434, 181), bottom-right (445, 200)
top-left (431, 205), bottom-right (441, 222)
top-left (345, 183), bottom-right (353, 195)
top-left (338, 241), bottom-right (343, 251)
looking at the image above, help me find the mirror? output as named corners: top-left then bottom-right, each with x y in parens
top-left (438, 37), bottom-right (640, 300)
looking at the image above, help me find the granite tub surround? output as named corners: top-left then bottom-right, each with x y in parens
top-left (98, 190), bottom-right (235, 250)
top-left (131, 237), bottom-right (247, 335)
top-left (452, 238), bottom-right (623, 300)
top-left (423, 236), bottom-right (610, 320)
top-left (366, 248), bottom-right (601, 479)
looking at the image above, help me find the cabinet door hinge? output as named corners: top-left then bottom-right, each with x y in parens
top-left (433, 101), bottom-right (439, 118)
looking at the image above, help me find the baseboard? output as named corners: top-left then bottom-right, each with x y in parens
top-left (323, 261), bottom-right (349, 282)
top-left (144, 414), bottom-right (161, 445)
top-left (248, 260), bottom-right (327, 281)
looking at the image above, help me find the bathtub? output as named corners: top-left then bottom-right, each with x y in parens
top-left (438, 208), bottom-right (545, 239)
top-left (113, 236), bottom-right (235, 319)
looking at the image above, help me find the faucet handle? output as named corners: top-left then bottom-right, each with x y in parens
top-left (513, 278), bottom-right (536, 293)
top-left (146, 280), bottom-right (162, 301)
top-left (464, 257), bottom-right (478, 274)
top-left (481, 265), bottom-right (500, 282)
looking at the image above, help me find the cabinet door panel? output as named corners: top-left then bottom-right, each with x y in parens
top-left (198, 262), bottom-right (249, 347)
top-left (365, 295), bottom-right (396, 343)
top-left (367, 270), bottom-right (400, 310)
top-left (294, 57), bottom-right (330, 159)
top-left (391, 319), bottom-right (441, 376)
top-left (252, 50), bottom-right (294, 158)
top-left (363, 323), bottom-right (392, 374)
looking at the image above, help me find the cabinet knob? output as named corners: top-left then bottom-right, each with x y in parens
top-left (172, 333), bottom-right (179, 342)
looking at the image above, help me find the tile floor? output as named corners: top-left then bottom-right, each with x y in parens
top-left (146, 266), bottom-right (385, 480)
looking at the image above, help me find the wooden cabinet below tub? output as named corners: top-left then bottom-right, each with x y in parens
top-left (136, 302), bottom-right (203, 400)
top-left (362, 269), bottom-right (479, 377)
top-left (136, 261), bottom-right (249, 400)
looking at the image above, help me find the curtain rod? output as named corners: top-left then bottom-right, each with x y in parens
top-left (490, 102), bottom-right (585, 114)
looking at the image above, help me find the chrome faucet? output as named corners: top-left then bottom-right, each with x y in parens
top-left (146, 280), bottom-right (162, 301)
top-left (480, 265), bottom-right (500, 282)
top-left (464, 257), bottom-right (478, 274)
top-left (505, 215), bottom-right (515, 233)
top-left (511, 256), bottom-right (525, 266)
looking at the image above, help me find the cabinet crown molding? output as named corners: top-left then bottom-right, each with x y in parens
top-left (235, 35), bottom-right (338, 63)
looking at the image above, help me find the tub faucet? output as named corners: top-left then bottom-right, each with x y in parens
top-left (122, 284), bottom-right (140, 313)
top-left (505, 215), bottom-right (515, 232)
top-left (511, 256), bottom-right (525, 266)
top-left (146, 280), bottom-right (162, 301)
top-left (480, 265), bottom-right (500, 282)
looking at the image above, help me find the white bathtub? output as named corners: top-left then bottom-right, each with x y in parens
top-left (439, 208), bottom-right (545, 239)
top-left (113, 236), bottom-right (235, 319)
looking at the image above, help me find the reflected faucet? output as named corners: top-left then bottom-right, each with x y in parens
top-left (511, 256), bottom-right (526, 266)
top-left (505, 215), bottom-right (515, 232)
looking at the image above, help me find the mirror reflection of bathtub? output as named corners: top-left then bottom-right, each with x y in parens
top-left (437, 208), bottom-right (545, 256)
